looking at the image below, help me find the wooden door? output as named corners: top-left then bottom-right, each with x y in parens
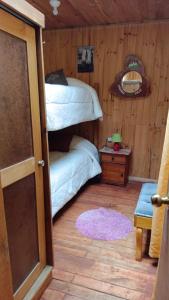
top-left (153, 205), bottom-right (169, 300)
top-left (150, 110), bottom-right (169, 300)
top-left (0, 8), bottom-right (46, 300)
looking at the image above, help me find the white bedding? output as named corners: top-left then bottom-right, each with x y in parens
top-left (45, 77), bottom-right (103, 131)
top-left (49, 136), bottom-right (101, 217)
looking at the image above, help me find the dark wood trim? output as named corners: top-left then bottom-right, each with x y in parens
top-left (36, 27), bottom-right (53, 266)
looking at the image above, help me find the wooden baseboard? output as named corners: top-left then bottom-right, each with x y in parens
top-left (129, 176), bottom-right (157, 183)
top-left (23, 266), bottom-right (52, 300)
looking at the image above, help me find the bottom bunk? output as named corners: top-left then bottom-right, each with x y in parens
top-left (49, 135), bottom-right (101, 217)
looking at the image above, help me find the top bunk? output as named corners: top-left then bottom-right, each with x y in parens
top-left (45, 76), bottom-right (103, 131)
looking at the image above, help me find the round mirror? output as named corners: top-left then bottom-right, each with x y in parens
top-left (121, 71), bottom-right (142, 94)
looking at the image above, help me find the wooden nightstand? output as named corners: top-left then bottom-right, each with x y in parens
top-left (99, 146), bottom-right (131, 186)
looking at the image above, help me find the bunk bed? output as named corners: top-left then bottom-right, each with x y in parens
top-left (49, 135), bottom-right (101, 217)
top-left (45, 77), bottom-right (103, 217)
top-left (45, 77), bottom-right (103, 131)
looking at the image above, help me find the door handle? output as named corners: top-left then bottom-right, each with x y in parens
top-left (151, 194), bottom-right (169, 207)
top-left (38, 160), bottom-right (45, 167)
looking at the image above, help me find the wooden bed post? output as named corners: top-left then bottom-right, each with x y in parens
top-left (93, 82), bottom-right (101, 148)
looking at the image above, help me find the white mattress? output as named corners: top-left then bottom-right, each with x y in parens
top-left (49, 136), bottom-right (101, 217)
top-left (45, 77), bottom-right (103, 131)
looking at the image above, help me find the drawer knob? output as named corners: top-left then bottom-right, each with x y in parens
top-left (121, 173), bottom-right (124, 177)
top-left (112, 156), bottom-right (114, 161)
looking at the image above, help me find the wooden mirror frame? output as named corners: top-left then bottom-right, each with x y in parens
top-left (110, 55), bottom-right (150, 98)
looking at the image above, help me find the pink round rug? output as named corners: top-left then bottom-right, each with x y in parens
top-left (76, 207), bottom-right (133, 240)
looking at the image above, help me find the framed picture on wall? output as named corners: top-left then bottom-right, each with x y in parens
top-left (77, 46), bottom-right (94, 73)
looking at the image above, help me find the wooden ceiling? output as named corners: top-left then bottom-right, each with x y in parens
top-left (27, 0), bottom-right (169, 29)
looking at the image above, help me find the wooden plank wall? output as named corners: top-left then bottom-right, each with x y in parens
top-left (43, 22), bottom-right (169, 179)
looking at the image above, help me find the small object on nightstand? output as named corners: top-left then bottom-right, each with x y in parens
top-left (113, 142), bottom-right (121, 151)
top-left (99, 146), bottom-right (131, 186)
top-left (112, 133), bottom-right (122, 151)
top-left (106, 137), bottom-right (113, 148)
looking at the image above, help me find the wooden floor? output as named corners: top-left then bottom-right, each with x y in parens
top-left (41, 182), bottom-right (157, 300)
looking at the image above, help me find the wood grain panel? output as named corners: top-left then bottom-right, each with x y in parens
top-left (27, 0), bottom-right (169, 29)
top-left (4, 174), bottom-right (39, 293)
top-left (43, 22), bottom-right (169, 179)
top-left (0, 29), bottom-right (33, 170)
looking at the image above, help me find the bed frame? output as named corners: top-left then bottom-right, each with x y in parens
top-left (47, 82), bottom-right (101, 149)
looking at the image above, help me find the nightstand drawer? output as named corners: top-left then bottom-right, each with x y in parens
top-left (101, 163), bottom-right (125, 185)
top-left (99, 147), bottom-right (131, 186)
top-left (101, 153), bottom-right (127, 164)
